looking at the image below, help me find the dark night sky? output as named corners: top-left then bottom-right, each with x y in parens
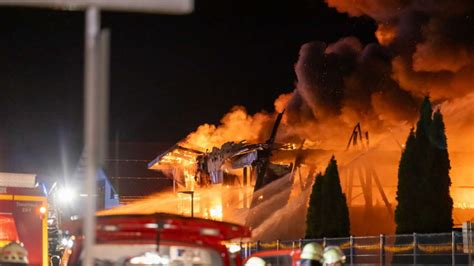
top-left (0, 0), bottom-right (375, 180)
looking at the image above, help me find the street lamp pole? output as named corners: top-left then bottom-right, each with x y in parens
top-left (83, 7), bottom-right (100, 266)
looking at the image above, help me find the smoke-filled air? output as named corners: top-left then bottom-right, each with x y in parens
top-left (103, 0), bottom-right (473, 239)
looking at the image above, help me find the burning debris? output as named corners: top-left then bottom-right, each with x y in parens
top-left (148, 112), bottom-right (332, 198)
top-left (149, 112), bottom-right (293, 195)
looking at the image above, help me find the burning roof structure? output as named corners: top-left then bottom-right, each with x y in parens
top-left (148, 112), bottom-right (332, 194)
top-left (146, 113), bottom-right (381, 230)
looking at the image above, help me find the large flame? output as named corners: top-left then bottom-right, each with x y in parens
top-left (183, 106), bottom-right (273, 151)
top-left (99, 184), bottom-right (254, 226)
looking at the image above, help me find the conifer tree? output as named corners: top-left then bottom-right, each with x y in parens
top-left (395, 129), bottom-right (418, 234)
top-left (305, 156), bottom-right (350, 238)
top-left (425, 110), bottom-right (453, 232)
top-left (395, 97), bottom-right (453, 233)
top-left (305, 173), bottom-right (324, 239)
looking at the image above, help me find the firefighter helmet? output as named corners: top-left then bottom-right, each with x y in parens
top-left (0, 241), bottom-right (29, 265)
top-left (245, 256), bottom-right (266, 266)
top-left (323, 246), bottom-right (345, 265)
top-left (300, 242), bottom-right (324, 261)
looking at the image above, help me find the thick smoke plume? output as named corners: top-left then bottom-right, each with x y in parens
top-left (184, 0), bottom-right (474, 153)
top-left (326, 0), bottom-right (474, 99)
top-left (281, 37), bottom-right (417, 148)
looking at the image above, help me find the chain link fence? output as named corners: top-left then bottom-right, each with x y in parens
top-left (240, 231), bottom-right (474, 265)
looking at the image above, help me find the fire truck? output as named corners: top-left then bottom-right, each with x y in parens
top-left (67, 213), bottom-right (251, 265)
top-left (0, 172), bottom-right (48, 266)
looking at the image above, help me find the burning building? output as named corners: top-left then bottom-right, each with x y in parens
top-left (101, 107), bottom-right (472, 240)
top-left (143, 115), bottom-right (405, 233)
top-left (100, 0), bottom-right (474, 240)
top-left (146, 112), bottom-right (297, 222)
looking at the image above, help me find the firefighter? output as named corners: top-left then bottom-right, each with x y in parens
top-left (322, 246), bottom-right (345, 266)
top-left (0, 242), bottom-right (29, 266)
top-left (300, 242), bottom-right (324, 265)
top-left (244, 256), bottom-right (266, 266)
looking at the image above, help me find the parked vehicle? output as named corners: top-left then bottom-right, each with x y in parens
top-left (0, 173), bottom-right (48, 266)
top-left (67, 213), bottom-right (251, 265)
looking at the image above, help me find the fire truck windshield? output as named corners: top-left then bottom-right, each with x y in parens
top-left (0, 213), bottom-right (19, 247)
top-left (91, 243), bottom-right (223, 266)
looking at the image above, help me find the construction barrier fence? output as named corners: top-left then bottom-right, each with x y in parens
top-left (240, 231), bottom-right (474, 265)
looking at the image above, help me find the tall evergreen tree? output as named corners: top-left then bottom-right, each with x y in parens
top-left (426, 110), bottom-right (453, 232)
top-left (395, 129), bottom-right (418, 234)
top-left (305, 173), bottom-right (324, 239)
top-left (305, 156), bottom-right (350, 238)
top-left (416, 97), bottom-right (433, 139)
top-left (414, 97), bottom-right (435, 233)
top-left (395, 97), bottom-right (453, 233)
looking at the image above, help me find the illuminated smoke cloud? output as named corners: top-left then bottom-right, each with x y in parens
top-left (325, 0), bottom-right (404, 21)
top-left (183, 0), bottom-right (474, 152)
top-left (184, 106), bottom-right (274, 151)
top-left (326, 0), bottom-right (474, 100)
top-left (270, 0), bottom-right (474, 147)
top-left (282, 36), bottom-right (417, 145)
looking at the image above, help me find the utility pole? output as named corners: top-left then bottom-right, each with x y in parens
top-left (0, 1), bottom-right (193, 265)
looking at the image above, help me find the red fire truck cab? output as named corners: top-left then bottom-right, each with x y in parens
top-left (68, 213), bottom-right (251, 266)
top-left (0, 173), bottom-right (48, 266)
